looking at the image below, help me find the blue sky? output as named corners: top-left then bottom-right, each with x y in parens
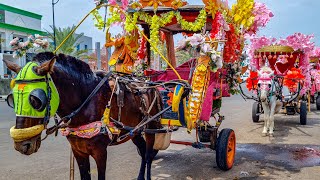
top-left (2, 0), bottom-right (320, 47)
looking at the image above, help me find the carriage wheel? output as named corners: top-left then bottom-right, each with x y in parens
top-left (252, 102), bottom-right (260, 123)
top-left (316, 96), bottom-right (320, 110)
top-left (300, 102), bottom-right (307, 125)
top-left (216, 128), bottom-right (236, 171)
top-left (310, 95), bottom-right (315, 104)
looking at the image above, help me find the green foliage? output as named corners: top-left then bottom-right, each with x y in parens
top-left (212, 99), bottom-right (222, 109)
top-left (46, 25), bottom-right (88, 59)
top-left (175, 50), bottom-right (192, 66)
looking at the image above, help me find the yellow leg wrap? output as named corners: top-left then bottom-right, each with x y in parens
top-left (10, 125), bottom-right (44, 142)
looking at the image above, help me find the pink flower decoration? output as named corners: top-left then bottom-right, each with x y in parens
top-left (187, 34), bottom-right (205, 47)
top-left (201, 43), bottom-right (212, 53)
top-left (9, 38), bottom-right (19, 46)
top-left (246, 2), bottom-right (273, 35)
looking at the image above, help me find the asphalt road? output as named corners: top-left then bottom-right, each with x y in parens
top-left (0, 94), bottom-right (319, 180)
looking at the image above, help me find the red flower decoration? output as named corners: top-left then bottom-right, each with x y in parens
top-left (284, 68), bottom-right (305, 92)
top-left (223, 24), bottom-right (242, 63)
top-left (137, 36), bottom-right (147, 60)
top-left (246, 71), bottom-right (258, 91)
top-left (210, 12), bottom-right (221, 39)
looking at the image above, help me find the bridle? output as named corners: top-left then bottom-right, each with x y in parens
top-left (257, 75), bottom-right (274, 103)
top-left (8, 59), bottom-right (113, 140)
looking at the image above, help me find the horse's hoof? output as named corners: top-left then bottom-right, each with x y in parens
top-left (262, 133), bottom-right (267, 137)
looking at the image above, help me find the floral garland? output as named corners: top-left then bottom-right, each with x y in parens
top-left (137, 35), bottom-right (147, 60)
top-left (223, 24), bottom-right (242, 63)
top-left (126, 11), bottom-right (175, 53)
top-left (210, 11), bottom-right (222, 39)
top-left (92, 7), bottom-right (123, 30)
top-left (10, 35), bottom-right (49, 58)
top-left (175, 9), bottom-right (207, 32)
top-left (124, 12), bottom-right (141, 32)
top-left (150, 12), bottom-right (175, 52)
top-left (246, 71), bottom-right (258, 91)
top-left (231, 0), bottom-right (255, 30)
top-left (246, 2), bottom-right (274, 35)
top-left (284, 67), bottom-right (305, 92)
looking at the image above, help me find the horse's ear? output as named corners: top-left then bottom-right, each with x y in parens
top-left (3, 59), bottom-right (22, 73)
top-left (35, 57), bottom-right (56, 76)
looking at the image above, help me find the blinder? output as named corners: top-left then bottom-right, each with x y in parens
top-left (6, 93), bottom-right (14, 108)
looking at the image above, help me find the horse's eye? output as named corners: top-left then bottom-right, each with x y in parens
top-left (29, 89), bottom-right (47, 111)
top-left (29, 95), bottom-right (43, 110)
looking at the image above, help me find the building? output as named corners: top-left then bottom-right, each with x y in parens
top-left (0, 3), bottom-right (46, 78)
top-left (76, 34), bottom-right (93, 53)
top-left (0, 3), bottom-right (93, 78)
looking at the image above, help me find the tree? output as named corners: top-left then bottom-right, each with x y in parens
top-left (175, 50), bottom-right (192, 66)
top-left (46, 25), bottom-right (88, 59)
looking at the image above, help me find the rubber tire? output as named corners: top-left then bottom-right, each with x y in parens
top-left (300, 101), bottom-right (307, 125)
top-left (316, 96), bottom-right (320, 110)
top-left (216, 128), bottom-right (236, 171)
top-left (252, 102), bottom-right (260, 123)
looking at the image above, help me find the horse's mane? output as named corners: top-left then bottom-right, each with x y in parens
top-left (33, 52), bottom-right (94, 77)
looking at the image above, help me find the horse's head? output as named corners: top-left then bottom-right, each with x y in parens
top-left (257, 66), bottom-right (274, 102)
top-left (4, 57), bottom-right (59, 155)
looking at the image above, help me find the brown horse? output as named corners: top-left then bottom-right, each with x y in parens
top-left (4, 52), bottom-right (162, 180)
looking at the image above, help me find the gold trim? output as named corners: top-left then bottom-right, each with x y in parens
top-left (256, 45), bottom-right (295, 53)
top-left (309, 56), bottom-right (319, 63)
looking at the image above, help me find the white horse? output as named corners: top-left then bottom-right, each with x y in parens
top-left (257, 67), bottom-right (283, 137)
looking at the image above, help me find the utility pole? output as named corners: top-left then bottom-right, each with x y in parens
top-left (96, 42), bottom-right (101, 70)
top-left (52, 0), bottom-right (60, 51)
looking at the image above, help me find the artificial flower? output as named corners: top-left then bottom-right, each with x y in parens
top-left (246, 2), bottom-right (273, 35)
top-left (188, 34), bottom-right (205, 47)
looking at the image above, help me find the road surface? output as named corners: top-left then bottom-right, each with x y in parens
top-left (0, 94), bottom-right (319, 179)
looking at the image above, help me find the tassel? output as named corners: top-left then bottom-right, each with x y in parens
top-left (102, 106), bottom-right (111, 125)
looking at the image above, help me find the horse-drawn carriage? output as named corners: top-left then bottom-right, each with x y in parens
top-left (240, 35), bottom-right (315, 136)
top-left (5, 0), bottom-right (272, 179)
top-left (309, 55), bottom-right (320, 109)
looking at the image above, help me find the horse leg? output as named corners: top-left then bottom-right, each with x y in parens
top-left (72, 149), bottom-right (91, 180)
top-left (269, 98), bottom-right (277, 137)
top-left (261, 102), bottom-right (269, 136)
top-left (91, 146), bottom-right (107, 180)
top-left (132, 135), bottom-right (147, 180)
top-left (145, 133), bottom-right (158, 180)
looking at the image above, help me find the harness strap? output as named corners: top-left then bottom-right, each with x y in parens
top-left (45, 72), bottom-right (112, 136)
top-left (63, 72), bottom-right (112, 120)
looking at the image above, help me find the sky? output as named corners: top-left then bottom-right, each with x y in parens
top-left (2, 0), bottom-right (320, 49)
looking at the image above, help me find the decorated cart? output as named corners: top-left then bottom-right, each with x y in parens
top-left (90, 0), bottom-right (273, 170)
top-left (241, 34), bottom-right (315, 126)
top-left (308, 50), bottom-right (320, 110)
